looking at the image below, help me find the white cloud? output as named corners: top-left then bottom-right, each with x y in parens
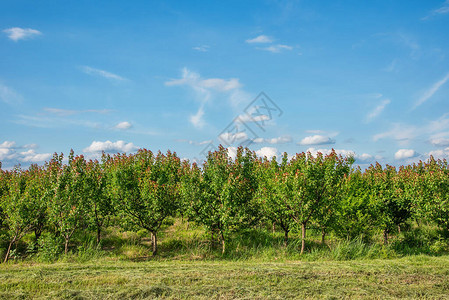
top-left (366, 99), bottom-right (390, 122)
top-left (44, 107), bottom-right (112, 116)
top-left (81, 66), bottom-right (127, 81)
top-left (356, 153), bottom-right (374, 162)
top-left (299, 135), bottom-right (335, 146)
top-left (190, 106), bottom-right (206, 129)
top-left (0, 83), bottom-right (22, 104)
top-left (255, 147), bottom-right (278, 159)
top-left (413, 72), bottom-right (449, 109)
top-left (260, 44), bottom-right (293, 53)
top-left (394, 149), bottom-right (417, 160)
top-left (166, 68), bottom-right (241, 92)
top-left (227, 146), bottom-right (237, 160)
top-left (0, 141), bottom-right (51, 165)
top-left (430, 137), bottom-right (449, 147)
top-left (237, 113), bottom-right (270, 123)
top-left (114, 121), bottom-right (133, 130)
top-left (246, 35), bottom-right (273, 44)
top-left (374, 114), bottom-right (449, 145)
top-left (165, 68), bottom-right (245, 128)
top-left (193, 45), bottom-right (210, 52)
top-left (306, 147), bottom-right (355, 158)
top-left (83, 140), bottom-right (138, 153)
top-left (219, 131), bottom-right (249, 145)
top-left (423, 1), bottom-right (449, 19)
top-left (253, 135), bottom-right (292, 144)
top-left (20, 149), bottom-right (51, 163)
top-left (428, 147), bottom-right (449, 159)
top-left (373, 123), bottom-right (417, 144)
top-left (3, 27), bottom-right (41, 41)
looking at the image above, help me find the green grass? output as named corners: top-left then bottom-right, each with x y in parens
top-left (1, 256), bottom-right (449, 299)
top-left (2, 220), bottom-right (449, 298)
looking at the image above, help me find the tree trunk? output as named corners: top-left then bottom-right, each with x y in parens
top-left (64, 237), bottom-right (69, 254)
top-left (301, 223), bottom-right (306, 255)
top-left (284, 229), bottom-right (289, 247)
top-left (397, 224), bottom-right (401, 235)
top-left (3, 239), bottom-right (15, 263)
top-left (151, 231), bottom-right (157, 256)
top-left (321, 228), bottom-right (326, 245)
top-left (383, 229), bottom-right (388, 245)
top-left (34, 228), bottom-right (42, 243)
top-left (96, 227), bottom-right (101, 246)
top-left (272, 222), bottom-right (276, 234)
top-left (220, 231), bottom-right (226, 254)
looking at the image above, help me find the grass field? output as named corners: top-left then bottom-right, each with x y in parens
top-left (1, 255), bottom-right (449, 299)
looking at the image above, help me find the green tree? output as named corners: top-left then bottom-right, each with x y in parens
top-left (280, 150), bottom-right (353, 254)
top-left (1, 165), bottom-right (47, 263)
top-left (181, 146), bottom-right (258, 254)
top-left (109, 149), bottom-right (181, 255)
top-left (255, 153), bottom-right (293, 247)
top-left (84, 158), bottom-right (113, 245)
top-left (47, 151), bottom-right (88, 254)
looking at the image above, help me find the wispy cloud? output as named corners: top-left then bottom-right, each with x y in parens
top-left (193, 45), bottom-right (210, 52)
top-left (81, 66), bottom-right (127, 81)
top-left (253, 135), bottom-right (292, 144)
top-left (246, 35), bottom-right (273, 44)
top-left (374, 114), bottom-right (449, 145)
top-left (0, 83), bottom-right (22, 104)
top-left (423, 0), bottom-right (449, 20)
top-left (44, 107), bottom-right (112, 116)
top-left (366, 99), bottom-right (390, 122)
top-left (190, 105), bottom-right (206, 129)
top-left (260, 44), bottom-right (293, 53)
top-left (413, 72), bottom-right (449, 109)
top-left (373, 123), bottom-right (417, 144)
top-left (3, 27), bottom-right (41, 41)
top-left (165, 68), bottom-right (244, 128)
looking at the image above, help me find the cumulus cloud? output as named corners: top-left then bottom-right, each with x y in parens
top-left (394, 149), bottom-right (417, 160)
top-left (219, 131), bottom-right (249, 145)
top-left (81, 66), bottom-right (127, 81)
top-left (20, 149), bottom-right (51, 163)
top-left (246, 35), bottom-right (273, 44)
top-left (306, 147), bottom-right (355, 158)
top-left (114, 121), bottom-right (132, 130)
top-left (366, 99), bottom-right (390, 122)
top-left (0, 141), bottom-right (51, 166)
top-left (83, 140), bottom-right (138, 153)
top-left (255, 147), bottom-right (278, 159)
top-left (3, 27), bottom-right (41, 41)
top-left (298, 135), bottom-right (336, 146)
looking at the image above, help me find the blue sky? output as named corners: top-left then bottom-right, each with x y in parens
top-left (1, 0), bottom-right (449, 169)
